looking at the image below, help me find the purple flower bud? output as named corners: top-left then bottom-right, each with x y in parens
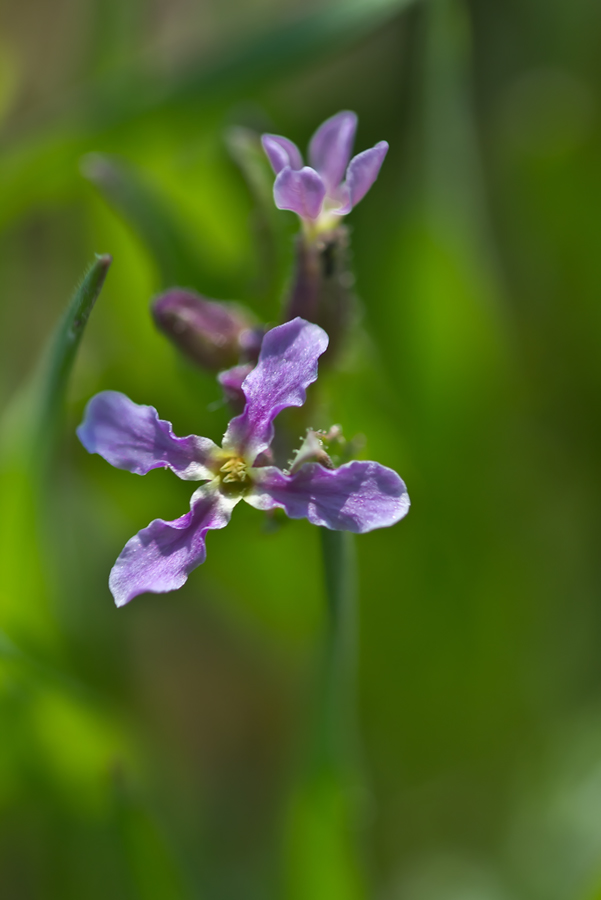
top-left (289, 430), bottom-right (335, 474)
top-left (152, 289), bottom-right (258, 372)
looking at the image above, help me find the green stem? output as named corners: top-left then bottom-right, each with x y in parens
top-left (313, 528), bottom-right (359, 776)
top-left (281, 528), bottom-right (367, 899)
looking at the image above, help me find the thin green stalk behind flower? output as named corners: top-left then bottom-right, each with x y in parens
top-left (0, 255), bottom-right (111, 650)
top-left (316, 529), bottom-right (359, 774)
top-left (284, 529), bottom-right (365, 900)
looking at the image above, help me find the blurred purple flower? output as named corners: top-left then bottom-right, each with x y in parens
top-left (77, 319), bottom-right (409, 607)
top-left (262, 111), bottom-right (388, 233)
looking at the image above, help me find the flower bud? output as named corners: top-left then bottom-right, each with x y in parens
top-left (152, 289), bottom-right (260, 371)
top-left (289, 430), bottom-right (334, 474)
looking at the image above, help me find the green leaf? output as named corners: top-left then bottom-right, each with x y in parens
top-left (377, 0), bottom-right (509, 429)
top-left (0, 255), bottom-right (111, 651)
top-left (284, 772), bottom-right (366, 900)
top-left (32, 254), bottom-right (112, 472)
top-left (82, 154), bottom-right (203, 288)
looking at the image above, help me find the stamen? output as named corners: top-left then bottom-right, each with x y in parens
top-left (220, 456), bottom-right (249, 483)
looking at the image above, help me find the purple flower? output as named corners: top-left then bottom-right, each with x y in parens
top-left (262, 111), bottom-right (388, 234)
top-left (77, 319), bottom-right (409, 607)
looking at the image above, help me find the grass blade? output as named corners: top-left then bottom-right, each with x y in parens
top-left (0, 255), bottom-right (111, 650)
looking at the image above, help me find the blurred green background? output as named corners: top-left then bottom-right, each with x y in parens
top-left (2, 0), bottom-right (601, 897)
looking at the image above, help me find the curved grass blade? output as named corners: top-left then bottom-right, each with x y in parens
top-left (82, 154), bottom-right (203, 289)
top-left (0, 255), bottom-right (111, 650)
top-left (32, 254), bottom-right (112, 472)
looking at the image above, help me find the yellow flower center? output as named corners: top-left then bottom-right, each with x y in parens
top-left (219, 456), bottom-right (249, 484)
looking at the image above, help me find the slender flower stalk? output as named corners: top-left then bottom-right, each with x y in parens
top-left (315, 528), bottom-right (359, 774)
top-left (284, 530), bottom-right (368, 898)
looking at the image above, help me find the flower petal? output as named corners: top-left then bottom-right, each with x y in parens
top-left (77, 391), bottom-right (219, 480)
top-left (261, 134), bottom-right (303, 173)
top-left (338, 141), bottom-right (389, 213)
top-left (109, 487), bottom-right (239, 607)
top-left (246, 460), bottom-right (410, 533)
top-left (308, 111), bottom-right (357, 193)
top-left (223, 318), bottom-right (328, 460)
top-left (273, 166), bottom-right (326, 220)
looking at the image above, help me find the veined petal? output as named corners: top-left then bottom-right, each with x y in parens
top-left (77, 391), bottom-right (219, 480)
top-left (246, 460), bottom-right (409, 533)
top-left (273, 166), bottom-right (326, 220)
top-left (261, 134), bottom-right (303, 173)
top-left (223, 318), bottom-right (328, 461)
top-left (308, 111), bottom-right (357, 193)
top-left (339, 141), bottom-right (389, 213)
top-left (109, 487), bottom-right (239, 607)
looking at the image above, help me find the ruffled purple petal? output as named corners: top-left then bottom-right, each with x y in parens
top-left (109, 487), bottom-right (239, 607)
top-left (308, 111), bottom-right (357, 193)
top-left (273, 166), bottom-right (326, 220)
top-left (261, 134), bottom-right (303, 173)
top-left (77, 391), bottom-right (219, 480)
top-left (246, 460), bottom-right (410, 533)
top-left (339, 141), bottom-right (389, 213)
top-left (223, 318), bottom-right (328, 460)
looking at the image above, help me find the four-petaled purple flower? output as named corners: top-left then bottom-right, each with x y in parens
top-left (262, 111), bottom-right (388, 235)
top-left (77, 319), bottom-right (409, 607)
